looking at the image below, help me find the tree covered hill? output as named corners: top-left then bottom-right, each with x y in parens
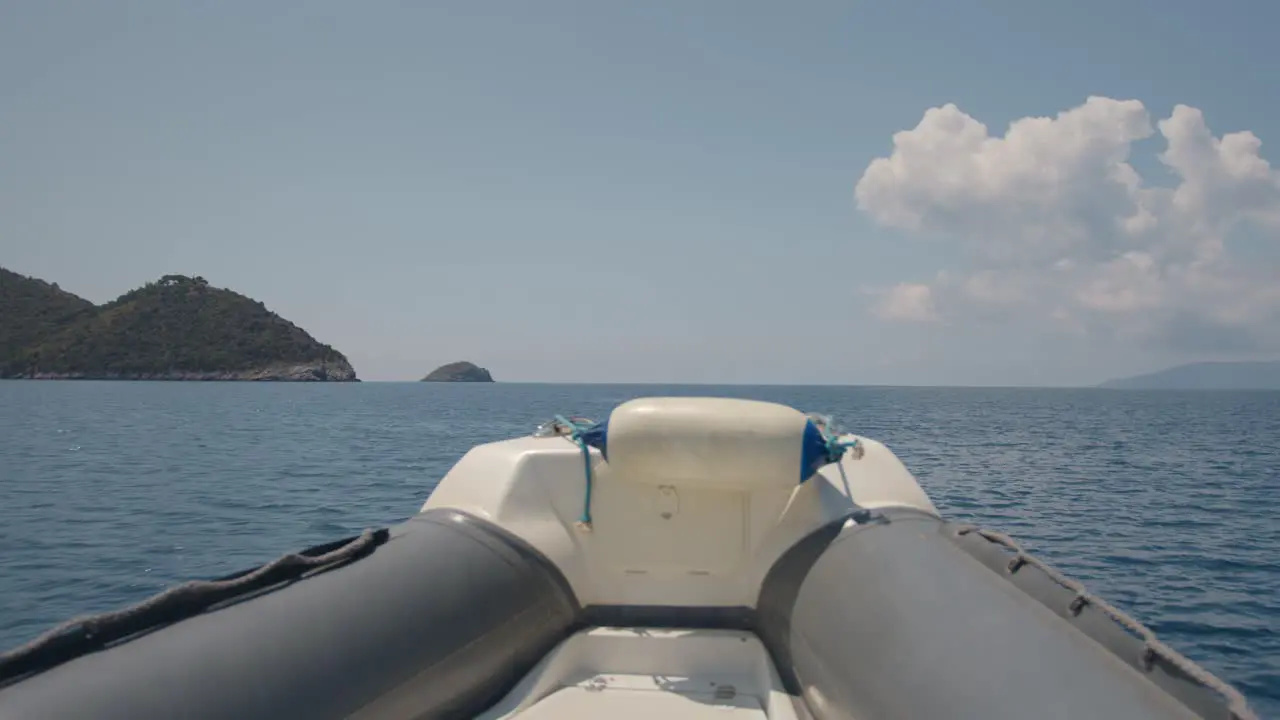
top-left (0, 267), bottom-right (95, 365)
top-left (0, 270), bottom-right (357, 381)
top-left (421, 361), bottom-right (495, 382)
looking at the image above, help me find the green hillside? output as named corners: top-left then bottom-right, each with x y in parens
top-left (0, 271), bottom-right (356, 381)
top-left (0, 268), bottom-right (96, 369)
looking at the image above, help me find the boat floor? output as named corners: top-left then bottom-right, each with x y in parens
top-left (477, 627), bottom-right (802, 719)
top-left (517, 686), bottom-right (765, 718)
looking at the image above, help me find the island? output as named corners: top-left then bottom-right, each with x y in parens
top-left (0, 268), bottom-right (358, 381)
top-left (421, 361), bottom-right (494, 383)
top-left (1099, 361), bottom-right (1280, 390)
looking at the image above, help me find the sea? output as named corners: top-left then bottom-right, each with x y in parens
top-left (1, 381), bottom-right (1277, 714)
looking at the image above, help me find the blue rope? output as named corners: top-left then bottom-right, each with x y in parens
top-left (555, 415), bottom-right (597, 527)
top-left (825, 435), bottom-right (860, 463)
top-left (818, 416), bottom-right (861, 464)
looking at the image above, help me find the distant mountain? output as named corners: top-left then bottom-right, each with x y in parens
top-left (1099, 361), bottom-right (1280, 390)
top-left (0, 270), bottom-right (357, 381)
top-left (421, 361), bottom-right (494, 382)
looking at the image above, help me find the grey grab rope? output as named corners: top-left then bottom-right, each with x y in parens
top-left (956, 526), bottom-right (1259, 720)
top-left (0, 527), bottom-right (389, 686)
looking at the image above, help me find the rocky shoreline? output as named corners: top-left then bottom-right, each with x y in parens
top-left (11, 360), bottom-right (359, 382)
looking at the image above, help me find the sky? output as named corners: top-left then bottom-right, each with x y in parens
top-left (2, 1), bottom-right (1278, 385)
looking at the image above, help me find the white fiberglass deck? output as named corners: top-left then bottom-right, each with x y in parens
top-left (477, 628), bottom-right (802, 720)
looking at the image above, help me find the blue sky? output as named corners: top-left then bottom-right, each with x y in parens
top-left (3, 1), bottom-right (1277, 384)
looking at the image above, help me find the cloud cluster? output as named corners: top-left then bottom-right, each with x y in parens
top-left (856, 97), bottom-right (1280, 353)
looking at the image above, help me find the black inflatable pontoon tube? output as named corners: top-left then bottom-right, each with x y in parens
top-left (0, 509), bottom-right (580, 720)
top-left (758, 509), bottom-right (1209, 720)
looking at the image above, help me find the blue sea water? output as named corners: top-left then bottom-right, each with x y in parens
top-left (1, 381), bottom-right (1277, 714)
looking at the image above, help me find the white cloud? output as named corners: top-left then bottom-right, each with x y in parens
top-left (855, 96), bottom-right (1280, 352)
top-left (873, 282), bottom-right (939, 322)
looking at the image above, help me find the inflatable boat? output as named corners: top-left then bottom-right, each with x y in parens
top-left (0, 397), bottom-right (1259, 719)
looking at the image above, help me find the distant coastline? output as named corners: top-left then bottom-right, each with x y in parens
top-left (10, 362), bottom-right (358, 382)
top-left (7, 263), bottom-right (1273, 389)
top-left (1099, 361), bottom-right (1280, 390)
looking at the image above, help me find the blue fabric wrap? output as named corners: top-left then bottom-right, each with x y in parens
top-left (579, 422), bottom-right (609, 460)
top-left (800, 419), bottom-right (830, 483)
